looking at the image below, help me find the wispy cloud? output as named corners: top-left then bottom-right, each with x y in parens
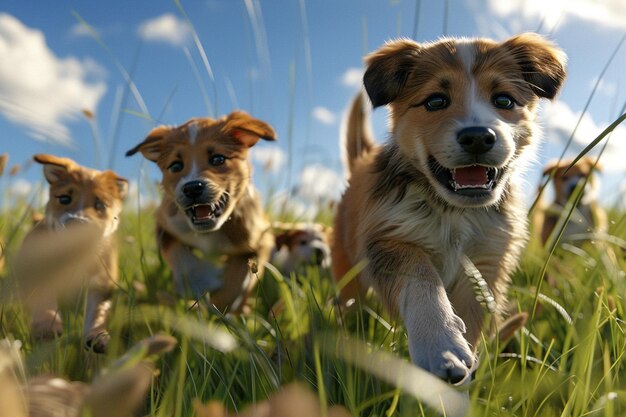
top-left (487, 0), bottom-right (626, 32)
top-left (341, 67), bottom-right (364, 88)
top-left (69, 23), bottom-right (94, 38)
top-left (295, 164), bottom-right (343, 202)
top-left (250, 146), bottom-right (286, 173)
top-left (312, 106), bottom-right (337, 125)
top-left (541, 100), bottom-right (626, 172)
top-left (0, 14), bottom-right (106, 146)
top-left (137, 13), bottom-right (191, 47)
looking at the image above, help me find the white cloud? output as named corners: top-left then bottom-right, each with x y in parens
top-left (250, 146), bottom-right (286, 173)
top-left (137, 14), bottom-right (191, 47)
top-left (487, 0), bottom-right (626, 31)
top-left (295, 164), bottom-right (343, 203)
top-left (341, 67), bottom-right (364, 88)
top-left (69, 23), bottom-right (93, 38)
top-left (6, 178), bottom-right (47, 206)
top-left (125, 179), bottom-right (159, 209)
top-left (312, 106), bottom-right (337, 125)
top-left (541, 100), bottom-right (626, 172)
top-left (0, 14), bottom-right (106, 145)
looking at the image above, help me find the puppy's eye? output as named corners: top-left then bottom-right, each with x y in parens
top-left (423, 94), bottom-right (450, 111)
top-left (210, 154), bottom-right (226, 166)
top-left (95, 199), bottom-right (107, 213)
top-left (493, 94), bottom-right (515, 110)
top-left (168, 161), bottom-right (184, 173)
top-left (58, 195), bottom-right (72, 205)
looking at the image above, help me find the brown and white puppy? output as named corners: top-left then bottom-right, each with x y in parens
top-left (537, 156), bottom-right (606, 245)
top-left (332, 34), bottom-right (566, 383)
top-left (126, 111), bottom-right (276, 312)
top-left (15, 155), bottom-right (128, 353)
top-left (271, 222), bottom-right (332, 274)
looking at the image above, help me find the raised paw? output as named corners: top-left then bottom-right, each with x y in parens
top-left (85, 330), bottom-right (110, 354)
top-left (173, 263), bottom-right (223, 298)
top-left (409, 315), bottom-right (476, 385)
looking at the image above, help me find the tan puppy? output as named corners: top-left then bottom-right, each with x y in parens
top-left (538, 156), bottom-right (606, 245)
top-left (332, 34), bottom-right (566, 383)
top-left (271, 222), bottom-right (332, 274)
top-left (15, 155), bottom-right (128, 353)
top-left (126, 111), bottom-right (276, 312)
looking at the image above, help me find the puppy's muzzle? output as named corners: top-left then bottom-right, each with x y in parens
top-left (457, 127), bottom-right (496, 155)
top-left (183, 180), bottom-right (208, 200)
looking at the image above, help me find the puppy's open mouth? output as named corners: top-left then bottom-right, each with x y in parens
top-left (428, 156), bottom-right (502, 196)
top-left (184, 194), bottom-right (229, 226)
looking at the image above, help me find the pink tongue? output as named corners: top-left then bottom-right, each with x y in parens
top-left (194, 205), bottom-right (213, 219)
top-left (454, 166), bottom-right (488, 186)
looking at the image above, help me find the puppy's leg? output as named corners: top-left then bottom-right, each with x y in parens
top-left (447, 277), bottom-right (488, 350)
top-left (367, 240), bottom-right (475, 383)
top-left (30, 296), bottom-right (63, 339)
top-left (210, 254), bottom-right (256, 313)
top-left (160, 231), bottom-right (223, 297)
top-left (84, 290), bottom-right (113, 353)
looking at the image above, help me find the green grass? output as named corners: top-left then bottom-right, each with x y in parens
top-left (0, 198), bottom-right (625, 416)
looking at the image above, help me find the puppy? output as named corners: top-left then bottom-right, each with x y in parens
top-left (332, 34), bottom-right (566, 383)
top-left (126, 111), bottom-right (276, 312)
top-left (271, 222), bottom-right (332, 274)
top-left (537, 156), bottom-right (606, 245)
top-left (15, 155), bottom-right (128, 353)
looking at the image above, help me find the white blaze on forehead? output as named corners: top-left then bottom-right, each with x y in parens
top-left (176, 161), bottom-right (200, 195)
top-left (455, 40), bottom-right (477, 74)
top-left (187, 121), bottom-right (200, 145)
top-left (455, 40), bottom-right (496, 125)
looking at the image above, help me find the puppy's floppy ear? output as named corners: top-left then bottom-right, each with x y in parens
top-left (502, 33), bottom-right (567, 100)
top-left (542, 159), bottom-right (560, 177)
top-left (33, 154), bottom-right (75, 184)
top-left (577, 156), bottom-right (602, 173)
top-left (125, 125), bottom-right (172, 162)
top-left (223, 111), bottom-right (277, 147)
top-left (363, 39), bottom-right (421, 108)
top-left (274, 231), bottom-right (291, 250)
top-left (99, 171), bottom-right (129, 200)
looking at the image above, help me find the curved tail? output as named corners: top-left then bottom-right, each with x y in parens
top-left (341, 90), bottom-right (375, 176)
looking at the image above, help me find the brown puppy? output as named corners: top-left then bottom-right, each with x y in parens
top-left (332, 34), bottom-right (566, 383)
top-left (537, 156), bottom-right (606, 245)
top-left (126, 111), bottom-right (276, 312)
top-left (271, 222), bottom-right (332, 274)
top-left (15, 155), bottom-right (128, 353)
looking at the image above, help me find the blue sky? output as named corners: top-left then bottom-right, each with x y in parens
top-left (1, 0), bottom-right (626, 214)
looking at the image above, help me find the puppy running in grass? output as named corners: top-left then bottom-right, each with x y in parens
top-left (271, 222), bottom-right (332, 274)
top-left (332, 33), bottom-right (566, 383)
top-left (14, 155), bottom-right (128, 353)
top-left (126, 111), bottom-right (276, 313)
top-left (537, 156), bottom-right (607, 246)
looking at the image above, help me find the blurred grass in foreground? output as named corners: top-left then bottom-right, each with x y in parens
top-left (0, 192), bottom-right (624, 416)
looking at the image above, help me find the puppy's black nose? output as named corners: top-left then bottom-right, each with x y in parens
top-left (183, 181), bottom-right (206, 198)
top-left (313, 248), bottom-right (326, 265)
top-left (457, 127), bottom-right (496, 154)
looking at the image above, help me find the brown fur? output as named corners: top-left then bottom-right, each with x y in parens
top-left (15, 154), bottom-right (128, 353)
top-left (332, 34), bottom-right (566, 383)
top-left (536, 156), bottom-right (606, 246)
top-left (126, 111), bottom-right (276, 312)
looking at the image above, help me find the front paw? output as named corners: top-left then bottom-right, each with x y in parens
top-left (409, 315), bottom-right (476, 384)
top-left (85, 330), bottom-right (110, 354)
top-left (174, 264), bottom-right (223, 298)
top-left (31, 310), bottom-right (63, 340)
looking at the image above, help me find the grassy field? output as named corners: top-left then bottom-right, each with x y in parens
top-left (0, 192), bottom-right (625, 416)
